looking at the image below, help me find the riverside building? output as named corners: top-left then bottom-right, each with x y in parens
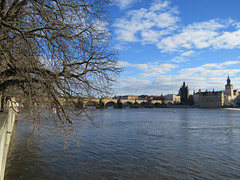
top-left (194, 76), bottom-right (239, 108)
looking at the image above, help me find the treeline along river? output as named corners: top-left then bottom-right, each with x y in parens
top-left (5, 108), bottom-right (240, 179)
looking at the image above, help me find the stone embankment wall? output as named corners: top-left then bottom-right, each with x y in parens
top-left (0, 109), bottom-right (16, 180)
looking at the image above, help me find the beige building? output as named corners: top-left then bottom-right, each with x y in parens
top-left (164, 94), bottom-right (181, 103)
top-left (193, 89), bottom-right (202, 106)
top-left (120, 95), bottom-right (139, 100)
top-left (198, 91), bottom-right (224, 108)
top-left (194, 76), bottom-right (239, 108)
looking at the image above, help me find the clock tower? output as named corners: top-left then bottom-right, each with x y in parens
top-left (225, 75), bottom-right (233, 99)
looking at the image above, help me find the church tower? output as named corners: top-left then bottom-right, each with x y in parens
top-left (225, 75), bottom-right (233, 99)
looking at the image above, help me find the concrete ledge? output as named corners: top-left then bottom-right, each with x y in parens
top-left (0, 109), bottom-right (15, 180)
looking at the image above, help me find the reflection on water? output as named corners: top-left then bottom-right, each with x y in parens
top-left (5, 108), bottom-right (240, 179)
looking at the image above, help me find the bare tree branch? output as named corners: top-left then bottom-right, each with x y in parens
top-left (0, 0), bottom-right (120, 137)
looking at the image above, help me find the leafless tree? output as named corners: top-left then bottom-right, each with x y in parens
top-left (0, 0), bottom-right (119, 133)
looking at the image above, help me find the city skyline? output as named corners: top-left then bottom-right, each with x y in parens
top-left (113, 76), bottom-right (235, 97)
top-left (109, 0), bottom-right (240, 95)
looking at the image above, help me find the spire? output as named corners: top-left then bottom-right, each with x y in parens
top-left (183, 82), bottom-right (186, 87)
top-left (226, 75), bottom-right (231, 86)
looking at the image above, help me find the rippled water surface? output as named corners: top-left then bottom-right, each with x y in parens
top-left (5, 108), bottom-right (240, 179)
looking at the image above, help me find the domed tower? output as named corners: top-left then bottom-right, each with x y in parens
top-left (225, 75), bottom-right (233, 99)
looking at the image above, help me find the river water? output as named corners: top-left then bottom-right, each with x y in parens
top-left (4, 108), bottom-right (240, 179)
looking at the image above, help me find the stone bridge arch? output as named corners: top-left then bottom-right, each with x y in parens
top-left (122, 101), bottom-right (133, 108)
top-left (105, 101), bottom-right (117, 108)
top-left (152, 100), bottom-right (163, 108)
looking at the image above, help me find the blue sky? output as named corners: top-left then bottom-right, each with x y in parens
top-left (108, 0), bottom-right (240, 96)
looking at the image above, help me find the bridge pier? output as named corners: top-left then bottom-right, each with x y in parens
top-left (114, 99), bottom-right (123, 109)
top-left (96, 99), bottom-right (105, 109)
top-left (130, 102), bottom-right (140, 108)
top-left (76, 98), bottom-right (86, 108)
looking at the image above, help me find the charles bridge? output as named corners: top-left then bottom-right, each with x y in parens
top-left (76, 98), bottom-right (175, 109)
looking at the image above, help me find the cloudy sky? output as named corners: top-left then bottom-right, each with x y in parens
top-left (109, 0), bottom-right (240, 96)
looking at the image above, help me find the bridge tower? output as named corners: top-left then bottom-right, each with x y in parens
top-left (178, 82), bottom-right (189, 104)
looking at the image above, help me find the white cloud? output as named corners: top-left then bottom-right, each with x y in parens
top-left (117, 61), bottom-right (178, 78)
top-left (114, 43), bottom-right (130, 50)
top-left (114, 60), bottom-right (240, 95)
top-left (117, 61), bottom-right (132, 68)
top-left (138, 63), bottom-right (178, 74)
top-left (114, 0), bottom-right (140, 9)
top-left (201, 60), bottom-right (240, 69)
top-left (170, 56), bottom-right (187, 63)
top-left (150, 0), bottom-right (170, 11)
top-left (113, 0), bottom-right (179, 44)
top-left (113, 1), bottom-right (240, 57)
top-left (114, 77), bottom-right (152, 95)
top-left (210, 30), bottom-right (240, 49)
top-left (169, 50), bottom-right (195, 63)
top-left (176, 63), bottom-right (240, 92)
top-left (139, 72), bottom-right (158, 78)
top-left (157, 19), bottom-right (240, 52)
top-left (220, 60), bottom-right (240, 66)
top-left (176, 61), bottom-right (240, 88)
top-left (141, 30), bottom-right (159, 43)
top-left (201, 63), bottom-right (219, 69)
top-left (180, 50), bottom-right (195, 57)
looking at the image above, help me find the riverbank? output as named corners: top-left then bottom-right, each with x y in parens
top-left (0, 109), bottom-right (15, 180)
